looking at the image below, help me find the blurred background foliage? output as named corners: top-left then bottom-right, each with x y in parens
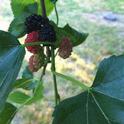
top-left (0, 0), bottom-right (124, 123)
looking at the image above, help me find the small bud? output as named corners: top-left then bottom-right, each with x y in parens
top-left (58, 37), bottom-right (73, 59)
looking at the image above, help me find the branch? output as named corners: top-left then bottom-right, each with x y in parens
top-left (40, 0), bottom-right (47, 18)
top-left (40, 53), bottom-right (51, 80)
top-left (54, 3), bottom-right (59, 26)
top-left (40, 0), bottom-right (60, 105)
top-left (51, 46), bottom-right (60, 105)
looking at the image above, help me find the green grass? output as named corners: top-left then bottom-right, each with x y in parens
top-left (55, 0), bottom-right (124, 14)
top-left (105, 0), bottom-right (124, 13)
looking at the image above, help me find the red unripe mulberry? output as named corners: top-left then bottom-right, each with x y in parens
top-left (58, 37), bottom-right (73, 59)
top-left (28, 54), bottom-right (44, 72)
top-left (25, 31), bottom-right (41, 54)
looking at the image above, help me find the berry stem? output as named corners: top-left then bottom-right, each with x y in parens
top-left (40, 57), bottom-right (50, 80)
top-left (40, 0), bottom-right (47, 17)
top-left (54, 3), bottom-right (59, 26)
top-left (51, 46), bottom-right (60, 105)
top-left (24, 41), bottom-right (54, 47)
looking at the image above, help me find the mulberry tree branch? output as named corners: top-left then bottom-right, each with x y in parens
top-left (40, 0), bottom-right (47, 18)
top-left (39, 0), bottom-right (50, 81)
top-left (40, 0), bottom-right (60, 105)
top-left (51, 46), bottom-right (60, 105)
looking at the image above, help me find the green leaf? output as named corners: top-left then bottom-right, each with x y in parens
top-left (0, 31), bottom-right (25, 112)
top-left (93, 55), bottom-right (124, 100)
top-left (63, 24), bottom-right (88, 46)
top-left (13, 78), bottom-right (33, 89)
top-left (50, 0), bottom-right (58, 4)
top-left (54, 72), bottom-right (89, 90)
top-left (8, 13), bottom-right (28, 38)
top-left (26, 2), bottom-right (38, 14)
top-left (8, 91), bottom-right (30, 104)
top-left (13, 66), bottom-right (37, 90)
top-left (53, 55), bottom-right (124, 124)
top-left (13, 78), bottom-right (37, 90)
top-left (9, 2), bottom-right (38, 38)
top-left (37, 0), bottom-right (54, 16)
top-left (8, 80), bottom-right (43, 105)
top-left (22, 66), bottom-right (33, 79)
top-left (52, 22), bottom-right (88, 48)
top-left (0, 103), bottom-right (17, 124)
top-left (11, 0), bottom-right (54, 17)
top-left (11, 0), bottom-right (37, 17)
top-left (27, 80), bottom-right (44, 104)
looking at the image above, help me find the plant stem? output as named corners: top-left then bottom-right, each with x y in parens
top-left (39, 57), bottom-right (49, 82)
top-left (54, 3), bottom-right (59, 26)
top-left (40, 0), bottom-right (47, 17)
top-left (40, 0), bottom-right (51, 63)
top-left (39, 0), bottom-right (50, 81)
top-left (40, 0), bottom-right (60, 105)
top-left (51, 46), bottom-right (60, 105)
top-left (24, 41), bottom-right (53, 47)
top-left (39, 0), bottom-right (47, 82)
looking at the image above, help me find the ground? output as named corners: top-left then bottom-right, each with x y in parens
top-left (0, 0), bottom-right (124, 124)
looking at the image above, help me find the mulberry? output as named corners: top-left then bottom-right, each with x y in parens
top-left (38, 24), bottom-right (56, 42)
top-left (25, 31), bottom-right (41, 54)
top-left (25, 14), bottom-right (49, 33)
top-left (58, 37), bottom-right (73, 59)
top-left (28, 53), bottom-right (44, 72)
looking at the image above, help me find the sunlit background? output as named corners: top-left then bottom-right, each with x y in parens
top-left (0, 0), bottom-right (124, 124)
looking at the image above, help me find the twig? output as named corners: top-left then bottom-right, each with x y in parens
top-left (40, 64), bottom-right (47, 80)
top-left (54, 3), bottom-right (59, 26)
top-left (40, 54), bottom-right (50, 80)
top-left (51, 46), bottom-right (60, 105)
top-left (40, 0), bottom-right (47, 18)
top-left (24, 41), bottom-right (53, 47)
top-left (55, 49), bottom-right (59, 57)
top-left (39, 0), bottom-right (49, 81)
top-left (40, 0), bottom-right (51, 66)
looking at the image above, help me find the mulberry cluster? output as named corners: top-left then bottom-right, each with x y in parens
top-left (25, 31), bottom-right (45, 72)
top-left (25, 14), bottom-right (57, 72)
top-left (58, 37), bottom-right (73, 59)
top-left (24, 14), bottom-right (74, 72)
